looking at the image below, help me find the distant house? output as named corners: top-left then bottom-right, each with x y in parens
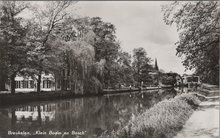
top-left (5, 73), bottom-right (61, 93)
top-left (182, 74), bottom-right (200, 85)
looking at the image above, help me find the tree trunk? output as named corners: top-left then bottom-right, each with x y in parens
top-left (11, 108), bottom-right (16, 126)
top-left (61, 79), bottom-right (67, 91)
top-left (61, 69), bottom-right (67, 91)
top-left (74, 80), bottom-right (77, 94)
top-left (0, 77), bottom-right (6, 91)
top-left (10, 74), bottom-right (16, 95)
top-left (37, 106), bottom-right (42, 125)
top-left (37, 73), bottom-right (42, 93)
top-left (107, 70), bottom-right (110, 89)
top-left (54, 76), bottom-right (57, 91)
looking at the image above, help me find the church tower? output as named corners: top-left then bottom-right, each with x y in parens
top-left (155, 58), bottom-right (159, 71)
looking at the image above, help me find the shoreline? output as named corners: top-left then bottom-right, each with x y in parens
top-left (99, 93), bottom-right (201, 138)
top-left (0, 86), bottom-right (173, 106)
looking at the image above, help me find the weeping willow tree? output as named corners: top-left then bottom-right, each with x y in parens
top-left (51, 31), bottom-right (105, 94)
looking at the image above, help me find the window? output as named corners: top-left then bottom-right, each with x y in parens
top-left (47, 80), bottom-right (51, 88)
top-left (16, 81), bottom-right (21, 88)
top-left (22, 80), bottom-right (29, 88)
top-left (43, 80), bottom-right (46, 88)
top-left (187, 76), bottom-right (199, 83)
top-left (43, 79), bottom-right (51, 88)
top-left (192, 77), bottom-right (198, 82)
top-left (30, 80), bottom-right (34, 88)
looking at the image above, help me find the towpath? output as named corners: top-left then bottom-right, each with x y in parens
top-left (175, 86), bottom-right (219, 138)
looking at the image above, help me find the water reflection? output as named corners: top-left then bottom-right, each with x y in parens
top-left (0, 89), bottom-right (178, 138)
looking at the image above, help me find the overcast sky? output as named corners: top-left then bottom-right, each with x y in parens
top-left (72, 1), bottom-right (193, 75)
top-left (72, 1), bottom-right (194, 74)
top-left (28, 1), bottom-right (193, 75)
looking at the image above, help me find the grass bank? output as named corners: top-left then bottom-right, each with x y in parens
top-left (100, 93), bottom-right (201, 138)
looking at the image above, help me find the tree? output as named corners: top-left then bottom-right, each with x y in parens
top-left (49, 24), bottom-right (106, 93)
top-left (0, 39), bottom-right (8, 91)
top-left (57, 16), bottom-right (121, 88)
top-left (27, 1), bottom-right (75, 92)
top-left (160, 72), bottom-right (178, 86)
top-left (50, 15), bottom-right (105, 92)
top-left (90, 17), bottom-right (120, 88)
top-left (101, 51), bottom-right (133, 88)
top-left (162, 1), bottom-right (219, 85)
top-left (132, 47), bottom-right (152, 87)
top-left (0, 1), bottom-right (29, 94)
top-left (57, 32), bottom-right (104, 94)
top-left (117, 51), bottom-right (134, 85)
top-left (90, 17), bottom-right (119, 61)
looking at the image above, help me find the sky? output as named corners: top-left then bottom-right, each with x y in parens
top-left (72, 1), bottom-right (193, 75)
top-left (25, 1), bottom-right (193, 75)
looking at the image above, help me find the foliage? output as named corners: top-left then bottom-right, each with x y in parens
top-left (115, 94), bottom-right (200, 138)
top-left (0, 1), bottom-right (166, 94)
top-left (51, 30), bottom-right (104, 93)
top-left (26, 1), bottom-right (75, 92)
top-left (162, 1), bottom-right (220, 85)
top-left (90, 17), bottom-right (119, 61)
top-left (90, 17), bottom-right (121, 88)
top-left (117, 51), bottom-right (134, 85)
top-left (0, 1), bottom-right (30, 93)
top-left (54, 16), bottom-right (121, 88)
top-left (161, 75), bottom-right (176, 86)
top-left (160, 72), bottom-right (179, 86)
top-left (132, 47), bottom-right (153, 86)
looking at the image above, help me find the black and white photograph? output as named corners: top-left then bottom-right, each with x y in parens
top-left (0, 1), bottom-right (219, 138)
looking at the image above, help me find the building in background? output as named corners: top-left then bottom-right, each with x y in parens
top-left (182, 74), bottom-right (201, 86)
top-left (5, 73), bottom-right (61, 93)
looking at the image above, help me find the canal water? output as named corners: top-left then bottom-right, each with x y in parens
top-left (0, 88), bottom-right (182, 138)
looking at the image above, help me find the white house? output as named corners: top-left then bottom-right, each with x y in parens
top-left (5, 73), bottom-right (61, 93)
top-left (182, 74), bottom-right (200, 85)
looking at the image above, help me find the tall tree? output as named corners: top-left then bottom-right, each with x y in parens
top-left (90, 17), bottom-right (120, 88)
top-left (163, 1), bottom-right (219, 85)
top-left (117, 51), bottom-right (134, 85)
top-left (132, 47), bottom-right (152, 87)
top-left (55, 32), bottom-right (103, 93)
top-left (57, 16), bottom-right (121, 88)
top-left (28, 1), bottom-right (74, 92)
top-left (0, 1), bottom-right (29, 94)
top-left (0, 39), bottom-right (8, 91)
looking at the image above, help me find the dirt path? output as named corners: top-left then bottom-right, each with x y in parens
top-left (175, 98), bottom-right (219, 138)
